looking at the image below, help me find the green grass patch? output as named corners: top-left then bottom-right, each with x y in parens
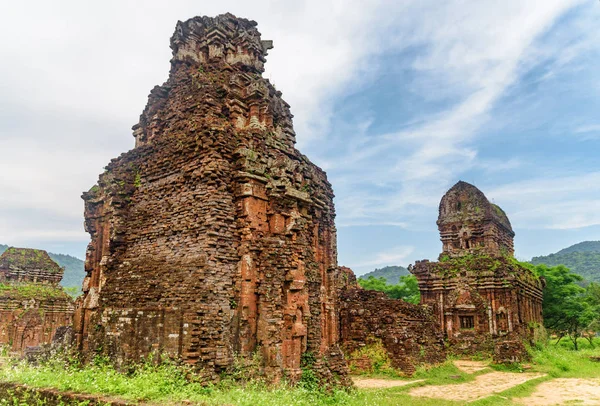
top-left (412, 358), bottom-right (475, 385)
top-left (1, 340), bottom-right (599, 405)
top-left (526, 338), bottom-right (600, 378)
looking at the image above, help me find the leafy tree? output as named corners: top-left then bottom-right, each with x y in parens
top-left (582, 282), bottom-right (600, 346)
top-left (358, 275), bottom-right (420, 304)
top-left (534, 264), bottom-right (600, 350)
top-left (63, 286), bottom-right (82, 299)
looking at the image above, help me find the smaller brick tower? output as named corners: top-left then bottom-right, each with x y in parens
top-left (411, 182), bottom-right (544, 356)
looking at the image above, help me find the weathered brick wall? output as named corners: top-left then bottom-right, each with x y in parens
top-left (0, 297), bottom-right (74, 353)
top-left (75, 13), bottom-right (348, 384)
top-left (339, 288), bottom-right (446, 375)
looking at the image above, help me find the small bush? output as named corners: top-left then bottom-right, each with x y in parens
top-left (347, 338), bottom-right (396, 375)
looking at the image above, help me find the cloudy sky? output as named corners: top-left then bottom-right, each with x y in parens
top-left (1, 1), bottom-right (599, 275)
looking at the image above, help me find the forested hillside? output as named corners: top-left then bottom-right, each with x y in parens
top-left (555, 241), bottom-right (600, 255)
top-left (359, 265), bottom-right (409, 284)
top-left (531, 241), bottom-right (600, 282)
top-left (0, 244), bottom-right (84, 288)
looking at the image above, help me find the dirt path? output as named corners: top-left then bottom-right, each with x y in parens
top-left (352, 377), bottom-right (425, 389)
top-left (454, 360), bottom-right (490, 374)
top-left (409, 372), bottom-right (545, 402)
top-left (515, 378), bottom-right (600, 405)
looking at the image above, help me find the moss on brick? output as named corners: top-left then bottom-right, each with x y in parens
top-left (0, 247), bottom-right (63, 274)
top-left (0, 283), bottom-right (71, 300)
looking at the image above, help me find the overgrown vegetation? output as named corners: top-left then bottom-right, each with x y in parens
top-left (358, 275), bottom-right (420, 304)
top-left (1, 339), bottom-right (599, 405)
top-left (0, 283), bottom-right (70, 300)
top-left (530, 263), bottom-right (600, 350)
top-left (346, 338), bottom-right (396, 376)
top-left (63, 286), bottom-right (82, 299)
top-left (0, 247), bottom-right (62, 273)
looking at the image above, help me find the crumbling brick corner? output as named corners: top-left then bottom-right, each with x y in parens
top-left (493, 339), bottom-right (529, 364)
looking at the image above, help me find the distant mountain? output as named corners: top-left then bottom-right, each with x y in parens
top-left (359, 265), bottom-right (410, 285)
top-left (0, 244), bottom-right (85, 289)
top-left (555, 241), bottom-right (600, 255)
top-left (48, 253), bottom-right (85, 288)
top-left (531, 241), bottom-right (600, 282)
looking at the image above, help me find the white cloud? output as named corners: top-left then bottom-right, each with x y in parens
top-left (575, 125), bottom-right (600, 133)
top-left (488, 172), bottom-right (600, 230)
top-left (327, 0), bottom-right (589, 229)
top-left (353, 246), bottom-right (415, 268)
top-left (574, 124), bottom-right (600, 140)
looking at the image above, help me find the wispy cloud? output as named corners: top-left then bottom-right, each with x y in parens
top-left (574, 124), bottom-right (600, 140)
top-left (325, 0), bottom-right (590, 231)
top-left (575, 125), bottom-right (600, 133)
top-left (353, 246), bottom-right (415, 268)
top-left (488, 172), bottom-right (600, 230)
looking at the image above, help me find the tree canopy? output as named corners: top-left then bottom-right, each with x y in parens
top-left (357, 275), bottom-right (420, 304)
top-left (533, 264), bottom-right (600, 350)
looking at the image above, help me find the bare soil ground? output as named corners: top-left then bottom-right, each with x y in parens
top-left (515, 378), bottom-right (600, 406)
top-left (408, 371), bottom-right (546, 402)
top-left (454, 360), bottom-right (490, 374)
top-left (352, 377), bottom-right (425, 389)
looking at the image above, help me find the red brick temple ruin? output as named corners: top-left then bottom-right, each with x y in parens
top-left (75, 13), bottom-right (348, 384)
top-left (410, 181), bottom-right (544, 358)
top-left (0, 248), bottom-right (74, 353)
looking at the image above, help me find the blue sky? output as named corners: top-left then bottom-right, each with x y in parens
top-left (0, 1), bottom-right (599, 276)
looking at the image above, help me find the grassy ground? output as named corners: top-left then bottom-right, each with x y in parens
top-left (0, 339), bottom-right (599, 405)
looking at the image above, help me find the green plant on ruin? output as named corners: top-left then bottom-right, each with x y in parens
top-left (2, 338), bottom-right (600, 405)
top-left (222, 350), bottom-right (264, 385)
top-left (358, 275), bottom-right (420, 304)
top-left (299, 351), bottom-right (319, 390)
top-left (0, 283), bottom-right (70, 300)
top-left (347, 338), bottom-right (396, 376)
top-left (439, 254), bottom-right (451, 262)
top-left (229, 298), bottom-right (237, 309)
top-left (134, 172), bottom-right (142, 188)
